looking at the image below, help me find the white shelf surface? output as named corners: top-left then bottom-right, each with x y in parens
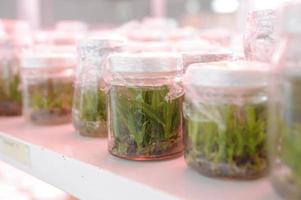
top-left (0, 117), bottom-right (281, 200)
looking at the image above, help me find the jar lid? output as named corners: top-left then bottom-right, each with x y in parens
top-left (184, 61), bottom-right (270, 88)
top-left (21, 52), bottom-right (76, 69)
top-left (281, 1), bottom-right (301, 34)
top-left (109, 52), bottom-right (183, 73)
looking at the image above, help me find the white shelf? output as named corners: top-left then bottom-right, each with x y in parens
top-left (0, 117), bottom-right (280, 200)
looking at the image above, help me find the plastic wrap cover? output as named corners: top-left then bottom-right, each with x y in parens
top-left (244, 9), bottom-right (277, 63)
top-left (183, 61), bottom-right (270, 178)
top-left (72, 38), bottom-right (123, 136)
top-left (106, 52), bottom-right (184, 160)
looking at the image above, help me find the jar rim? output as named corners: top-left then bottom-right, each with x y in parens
top-left (108, 52), bottom-right (183, 73)
top-left (184, 60), bottom-right (270, 88)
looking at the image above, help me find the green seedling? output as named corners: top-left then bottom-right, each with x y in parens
top-left (108, 85), bottom-right (183, 159)
top-left (278, 75), bottom-right (301, 190)
top-left (184, 101), bottom-right (268, 179)
top-left (0, 62), bottom-right (22, 115)
top-left (73, 88), bottom-right (107, 137)
top-left (28, 78), bottom-right (73, 124)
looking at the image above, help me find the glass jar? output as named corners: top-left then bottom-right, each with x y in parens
top-left (269, 2), bottom-right (301, 199)
top-left (270, 67), bottom-right (301, 199)
top-left (72, 39), bottom-right (123, 137)
top-left (21, 52), bottom-right (76, 125)
top-left (0, 40), bottom-right (22, 115)
top-left (107, 53), bottom-right (184, 160)
top-left (183, 61), bottom-right (269, 179)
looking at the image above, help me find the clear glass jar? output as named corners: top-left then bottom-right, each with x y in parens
top-left (183, 61), bottom-right (269, 179)
top-left (269, 2), bottom-right (301, 199)
top-left (270, 67), bottom-right (301, 199)
top-left (0, 20), bottom-right (31, 116)
top-left (107, 53), bottom-right (184, 160)
top-left (21, 52), bottom-right (76, 125)
top-left (72, 39), bottom-right (123, 137)
top-left (0, 40), bottom-right (22, 115)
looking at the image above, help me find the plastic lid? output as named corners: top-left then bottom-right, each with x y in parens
top-left (184, 61), bottom-right (270, 88)
top-left (21, 52), bottom-right (76, 69)
top-left (281, 1), bottom-right (301, 34)
top-left (109, 52), bottom-right (183, 73)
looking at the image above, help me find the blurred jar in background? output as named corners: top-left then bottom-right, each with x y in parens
top-left (199, 29), bottom-right (233, 47)
top-left (21, 51), bottom-right (76, 125)
top-left (72, 38), bottom-right (123, 137)
top-left (270, 1), bottom-right (301, 199)
top-left (1, 19), bottom-right (32, 48)
top-left (0, 38), bottom-right (22, 115)
top-left (174, 39), bottom-right (232, 71)
top-left (52, 20), bottom-right (87, 45)
top-left (0, 20), bottom-right (31, 116)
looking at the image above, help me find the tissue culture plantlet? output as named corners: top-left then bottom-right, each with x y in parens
top-left (279, 124), bottom-right (301, 191)
top-left (184, 100), bottom-right (268, 179)
top-left (108, 85), bottom-right (183, 160)
top-left (0, 61), bottom-right (22, 115)
top-left (73, 88), bottom-right (107, 137)
top-left (28, 78), bottom-right (74, 124)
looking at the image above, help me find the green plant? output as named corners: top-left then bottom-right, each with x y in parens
top-left (184, 101), bottom-right (268, 178)
top-left (72, 88), bottom-right (107, 136)
top-left (278, 75), bottom-right (301, 190)
top-left (280, 124), bottom-right (301, 189)
top-left (0, 62), bottom-right (22, 115)
top-left (28, 78), bottom-right (73, 123)
top-left (108, 85), bottom-right (183, 159)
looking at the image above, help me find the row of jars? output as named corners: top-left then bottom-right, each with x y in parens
top-left (3, 47), bottom-right (297, 199)
top-left (0, 39), bottom-right (299, 198)
top-left (0, 8), bottom-right (300, 200)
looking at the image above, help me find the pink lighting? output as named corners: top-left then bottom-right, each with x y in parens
top-left (151, 0), bottom-right (166, 18)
